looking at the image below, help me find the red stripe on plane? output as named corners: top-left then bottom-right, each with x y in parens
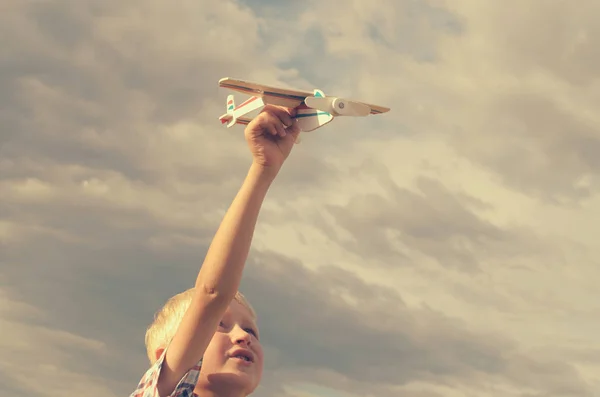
top-left (235, 96), bottom-right (259, 110)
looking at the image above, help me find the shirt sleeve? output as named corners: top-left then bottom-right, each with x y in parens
top-left (129, 349), bottom-right (202, 397)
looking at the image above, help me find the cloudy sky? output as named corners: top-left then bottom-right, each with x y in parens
top-left (2, 0), bottom-right (599, 396)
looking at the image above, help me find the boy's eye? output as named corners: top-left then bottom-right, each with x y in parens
top-left (245, 328), bottom-right (257, 337)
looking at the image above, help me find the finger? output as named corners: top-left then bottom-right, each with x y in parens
top-left (278, 107), bottom-right (295, 126)
top-left (265, 121), bottom-right (279, 138)
top-left (263, 105), bottom-right (294, 128)
top-left (287, 118), bottom-right (301, 135)
top-left (269, 112), bottom-right (287, 137)
top-left (280, 112), bottom-right (293, 129)
top-left (259, 114), bottom-right (279, 137)
top-left (275, 120), bottom-right (286, 137)
top-left (282, 120), bottom-right (301, 146)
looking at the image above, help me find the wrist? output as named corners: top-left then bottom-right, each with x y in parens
top-left (248, 161), bottom-right (280, 183)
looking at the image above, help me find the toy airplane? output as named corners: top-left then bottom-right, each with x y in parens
top-left (218, 77), bottom-right (390, 132)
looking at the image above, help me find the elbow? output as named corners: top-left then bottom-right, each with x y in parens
top-left (194, 281), bottom-right (234, 306)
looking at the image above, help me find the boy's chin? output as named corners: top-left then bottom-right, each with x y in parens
top-left (204, 371), bottom-right (260, 394)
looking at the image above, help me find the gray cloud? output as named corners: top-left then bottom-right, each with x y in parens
top-left (442, 1), bottom-right (600, 202)
top-left (450, 0), bottom-right (600, 87)
top-left (452, 91), bottom-right (600, 204)
top-left (316, 160), bottom-right (559, 273)
top-left (244, 251), bottom-right (508, 378)
top-left (241, 250), bottom-right (594, 397)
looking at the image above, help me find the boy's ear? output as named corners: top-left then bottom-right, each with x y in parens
top-left (155, 347), bottom-right (165, 362)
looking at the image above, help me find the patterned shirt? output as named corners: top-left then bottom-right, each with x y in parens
top-left (129, 350), bottom-right (202, 397)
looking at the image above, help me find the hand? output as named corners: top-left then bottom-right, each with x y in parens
top-left (244, 105), bottom-right (301, 174)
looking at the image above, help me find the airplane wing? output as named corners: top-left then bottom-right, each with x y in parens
top-left (219, 77), bottom-right (311, 108)
top-left (235, 116), bottom-right (252, 125)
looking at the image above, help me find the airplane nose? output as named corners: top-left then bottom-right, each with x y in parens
top-left (332, 98), bottom-right (370, 117)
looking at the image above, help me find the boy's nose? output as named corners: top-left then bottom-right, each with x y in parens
top-left (235, 335), bottom-right (251, 345)
top-left (231, 326), bottom-right (252, 345)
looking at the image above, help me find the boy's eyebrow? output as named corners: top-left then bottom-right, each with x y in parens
top-left (241, 318), bottom-right (258, 328)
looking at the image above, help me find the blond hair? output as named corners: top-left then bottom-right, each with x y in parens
top-left (144, 288), bottom-right (256, 364)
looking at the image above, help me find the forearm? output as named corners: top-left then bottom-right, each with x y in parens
top-left (195, 162), bottom-right (276, 299)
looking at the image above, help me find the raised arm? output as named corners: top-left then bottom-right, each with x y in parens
top-left (156, 106), bottom-right (300, 397)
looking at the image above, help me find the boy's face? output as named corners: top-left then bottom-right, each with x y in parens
top-left (195, 300), bottom-right (263, 396)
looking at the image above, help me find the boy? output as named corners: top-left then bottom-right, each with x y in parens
top-left (130, 105), bottom-right (301, 397)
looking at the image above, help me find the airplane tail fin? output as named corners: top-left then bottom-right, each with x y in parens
top-left (219, 95), bottom-right (237, 127)
top-left (226, 95), bottom-right (235, 115)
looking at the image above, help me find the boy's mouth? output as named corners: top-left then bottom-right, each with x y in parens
top-left (229, 348), bottom-right (254, 363)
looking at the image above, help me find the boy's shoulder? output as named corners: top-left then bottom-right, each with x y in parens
top-left (130, 350), bottom-right (202, 397)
